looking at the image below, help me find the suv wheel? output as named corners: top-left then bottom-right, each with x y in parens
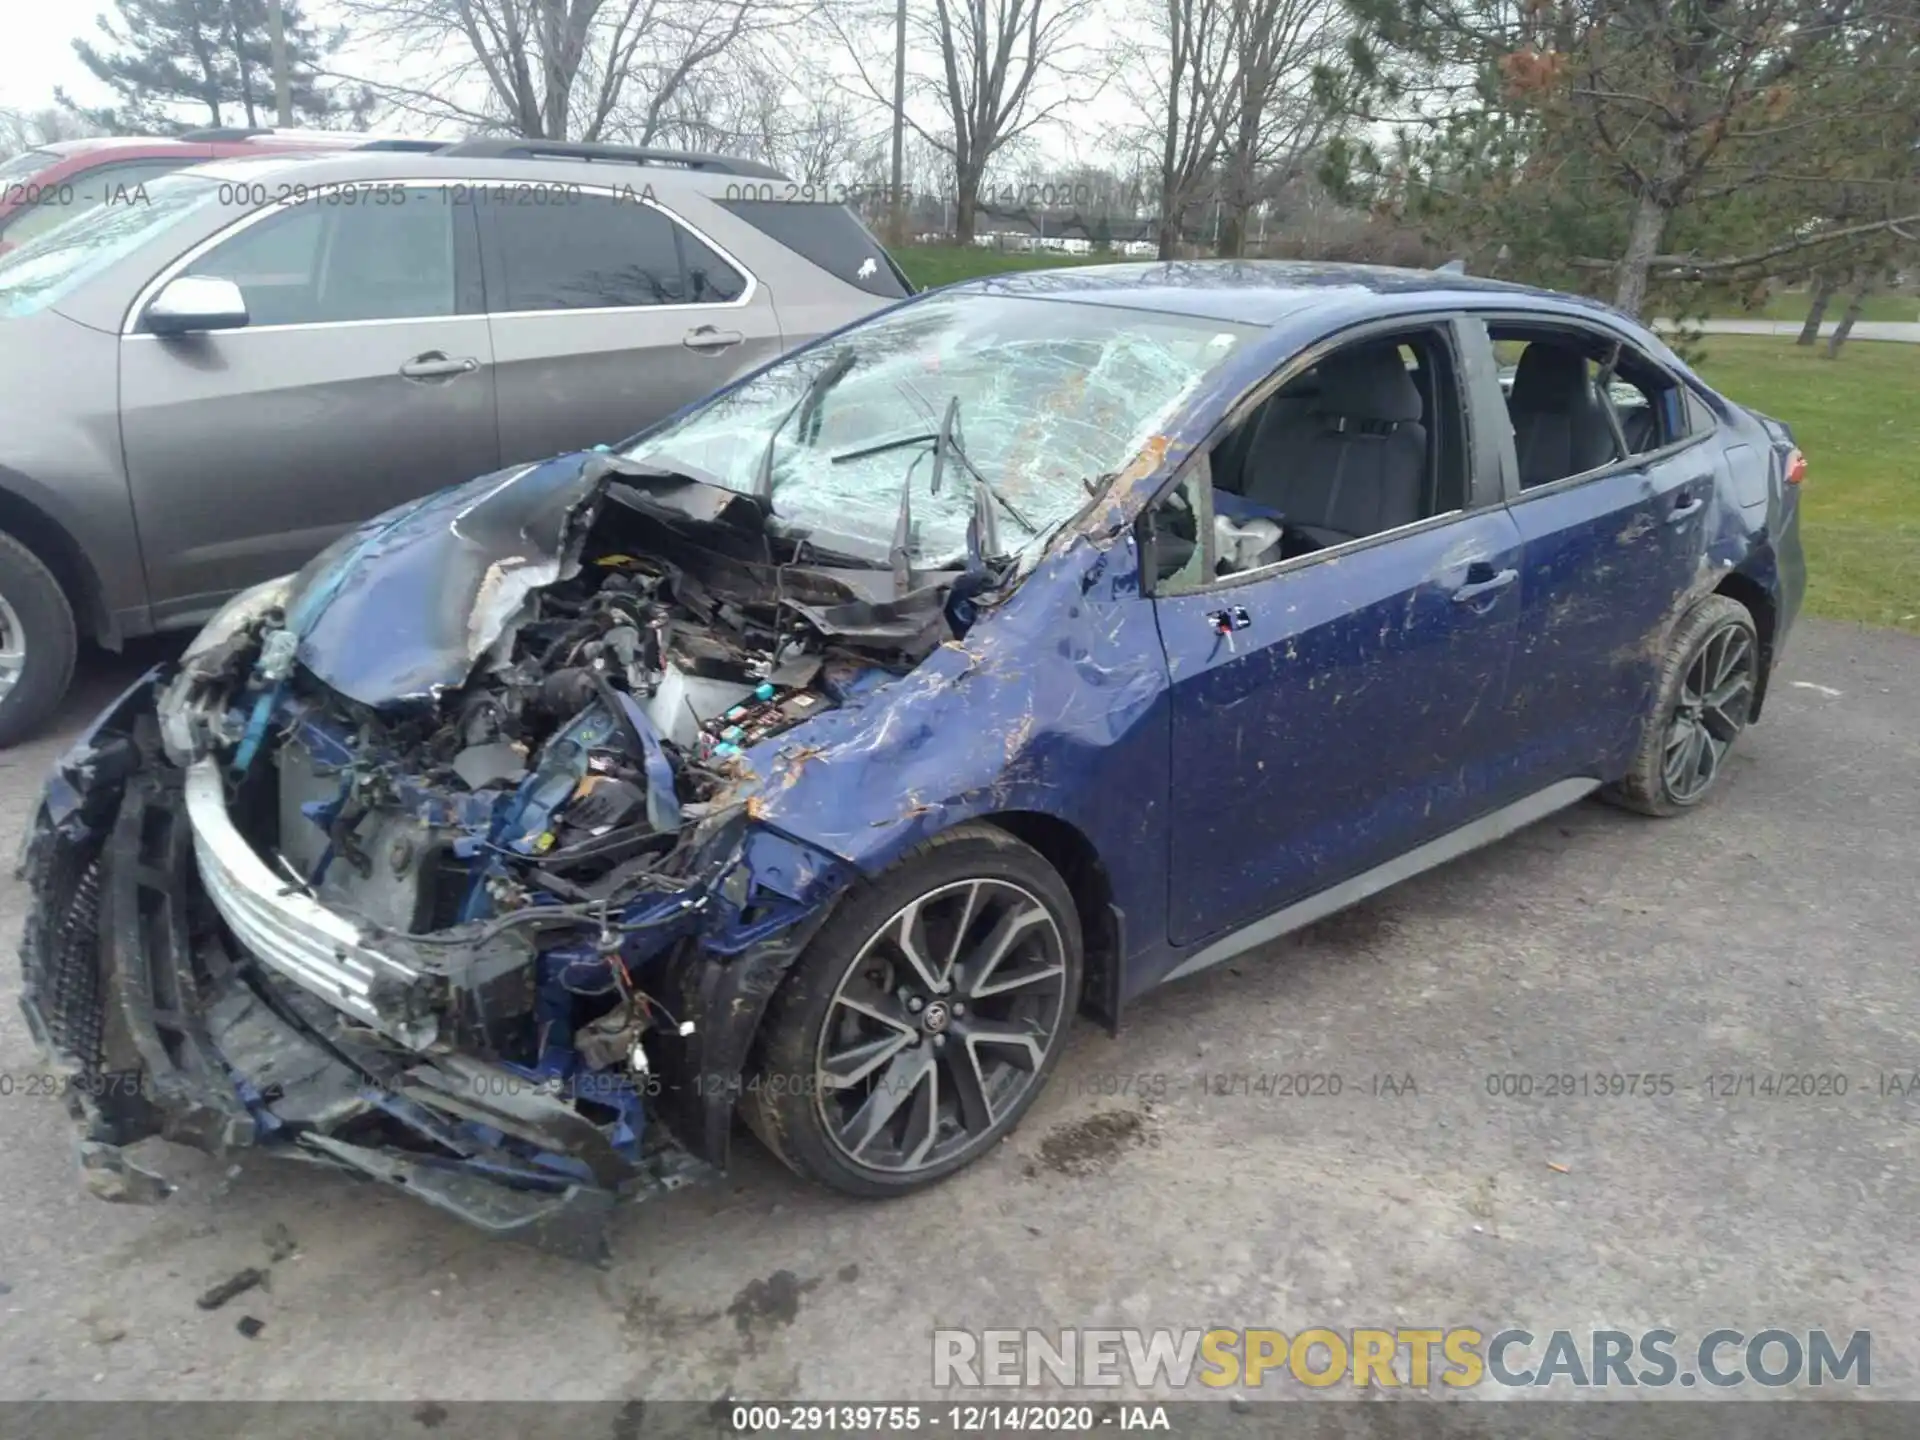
top-left (0, 532), bottom-right (78, 749)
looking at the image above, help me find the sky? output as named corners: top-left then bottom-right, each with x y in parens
top-left (0, 0), bottom-right (110, 112)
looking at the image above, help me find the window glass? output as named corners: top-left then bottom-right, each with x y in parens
top-left (489, 195), bottom-right (717, 310)
top-left (1201, 328), bottom-right (1466, 572)
top-left (184, 189), bottom-right (456, 326)
top-left (625, 292), bottom-right (1256, 569)
top-left (1489, 326), bottom-right (1627, 487)
top-left (0, 172), bottom-right (222, 319)
top-left (676, 227), bottom-right (746, 303)
top-left (4, 160), bottom-right (188, 247)
top-left (716, 199), bottom-right (909, 297)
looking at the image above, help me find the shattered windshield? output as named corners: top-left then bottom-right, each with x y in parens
top-left (622, 292), bottom-right (1259, 568)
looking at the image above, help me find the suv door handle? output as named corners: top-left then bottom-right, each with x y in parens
top-left (683, 325), bottom-right (744, 353)
top-left (1451, 565), bottom-right (1518, 604)
top-left (399, 352), bottom-right (479, 380)
top-left (1667, 494), bottom-right (1705, 524)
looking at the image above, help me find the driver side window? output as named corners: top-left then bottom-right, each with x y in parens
top-left (1145, 326), bottom-right (1471, 590)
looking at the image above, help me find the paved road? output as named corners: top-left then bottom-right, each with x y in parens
top-left (1656, 318), bottom-right (1920, 343)
top-left (0, 621), bottom-right (1916, 1402)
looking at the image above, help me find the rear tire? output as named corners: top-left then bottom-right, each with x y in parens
top-left (743, 823), bottom-right (1082, 1197)
top-left (1608, 594), bottom-right (1758, 816)
top-left (0, 531), bottom-right (77, 750)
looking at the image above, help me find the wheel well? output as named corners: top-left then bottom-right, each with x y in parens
top-left (980, 811), bottom-right (1123, 1033)
top-left (1713, 571), bottom-right (1775, 720)
top-left (0, 488), bottom-right (112, 646)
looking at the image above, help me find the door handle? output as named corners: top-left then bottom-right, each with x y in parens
top-left (1205, 606), bottom-right (1251, 634)
top-left (1450, 565), bottom-right (1518, 604)
top-left (683, 325), bottom-right (744, 353)
top-left (1667, 494), bottom-right (1705, 524)
top-left (399, 352), bottom-right (479, 380)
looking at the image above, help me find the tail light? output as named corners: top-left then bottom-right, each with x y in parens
top-left (1785, 448), bottom-right (1807, 486)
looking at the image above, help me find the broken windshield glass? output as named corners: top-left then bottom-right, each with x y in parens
top-left (622, 293), bottom-right (1260, 569)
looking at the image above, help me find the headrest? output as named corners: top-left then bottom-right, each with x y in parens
top-left (1314, 345), bottom-right (1423, 426)
top-left (1510, 342), bottom-right (1594, 411)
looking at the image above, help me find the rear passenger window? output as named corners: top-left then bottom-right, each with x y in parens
top-left (486, 195), bottom-right (744, 311)
top-left (717, 199), bottom-right (910, 297)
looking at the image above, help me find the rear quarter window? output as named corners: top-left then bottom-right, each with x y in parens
top-left (716, 199), bottom-right (911, 298)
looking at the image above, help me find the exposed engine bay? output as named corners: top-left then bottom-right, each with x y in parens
top-left (24, 457), bottom-right (981, 1259)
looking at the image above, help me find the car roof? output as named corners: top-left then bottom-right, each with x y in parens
top-left (941, 260), bottom-right (1620, 328)
top-left (164, 147), bottom-right (776, 197)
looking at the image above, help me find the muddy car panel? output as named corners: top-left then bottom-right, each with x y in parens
top-left (19, 262), bottom-right (1805, 1257)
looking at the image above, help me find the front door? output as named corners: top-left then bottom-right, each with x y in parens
top-left (477, 191), bottom-right (785, 462)
top-left (120, 186), bottom-right (499, 623)
top-left (1156, 502), bottom-right (1526, 946)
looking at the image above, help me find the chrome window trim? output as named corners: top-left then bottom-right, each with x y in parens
top-left (121, 178), bottom-right (757, 336)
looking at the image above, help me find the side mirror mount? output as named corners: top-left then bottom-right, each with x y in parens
top-left (145, 275), bottom-right (249, 337)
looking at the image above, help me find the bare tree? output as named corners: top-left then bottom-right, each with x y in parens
top-left (651, 44), bottom-right (883, 183)
top-left (335, 0), bottom-right (804, 142)
top-left (1126, 0), bottom-right (1245, 258)
top-left (834, 0), bottom-right (1100, 242)
top-left (1215, 0), bottom-right (1351, 256)
top-left (0, 108), bottom-right (101, 160)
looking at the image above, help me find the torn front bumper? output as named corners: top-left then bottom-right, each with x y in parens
top-left (17, 672), bottom-right (834, 1261)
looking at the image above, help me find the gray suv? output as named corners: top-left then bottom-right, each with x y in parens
top-left (0, 140), bottom-right (908, 743)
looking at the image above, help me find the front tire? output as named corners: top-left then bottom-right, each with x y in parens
top-left (1609, 594), bottom-right (1758, 816)
top-left (744, 823), bottom-right (1082, 1197)
top-left (0, 531), bottom-right (78, 750)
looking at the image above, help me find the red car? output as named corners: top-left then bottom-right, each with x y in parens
top-left (0, 126), bottom-right (439, 253)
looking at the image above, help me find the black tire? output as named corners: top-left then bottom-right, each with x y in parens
top-left (1607, 594), bottom-right (1758, 817)
top-left (0, 531), bottom-right (78, 750)
top-left (743, 823), bottom-right (1082, 1197)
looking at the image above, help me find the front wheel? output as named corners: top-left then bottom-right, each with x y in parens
top-left (0, 531), bottom-right (78, 750)
top-left (743, 824), bottom-right (1082, 1196)
top-left (1609, 594), bottom-right (1759, 816)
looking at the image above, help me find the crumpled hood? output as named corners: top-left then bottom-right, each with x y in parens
top-left (287, 452), bottom-right (610, 707)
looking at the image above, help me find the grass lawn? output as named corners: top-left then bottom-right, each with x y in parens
top-left (1744, 291), bottom-right (1920, 325)
top-left (1691, 336), bottom-right (1918, 631)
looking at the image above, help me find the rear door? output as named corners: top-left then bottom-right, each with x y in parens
top-left (120, 184), bottom-right (498, 621)
top-left (1467, 316), bottom-right (1719, 782)
top-left (477, 189), bottom-right (784, 461)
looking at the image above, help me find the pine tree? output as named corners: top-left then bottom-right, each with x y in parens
top-left (59, 0), bottom-right (366, 135)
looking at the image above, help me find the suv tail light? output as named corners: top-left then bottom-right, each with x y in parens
top-left (1785, 448), bottom-right (1807, 485)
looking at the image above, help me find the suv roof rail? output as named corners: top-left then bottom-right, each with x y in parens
top-left (177, 126), bottom-right (274, 141)
top-left (355, 138), bottom-right (454, 152)
top-left (436, 137), bottom-right (786, 179)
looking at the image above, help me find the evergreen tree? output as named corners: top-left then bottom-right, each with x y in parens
top-left (60, 0), bottom-right (367, 135)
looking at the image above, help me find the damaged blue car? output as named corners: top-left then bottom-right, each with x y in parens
top-left (19, 262), bottom-right (1806, 1260)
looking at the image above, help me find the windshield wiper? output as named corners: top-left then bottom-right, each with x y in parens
top-left (845, 410), bottom-right (1039, 536)
top-left (752, 348), bottom-right (856, 509)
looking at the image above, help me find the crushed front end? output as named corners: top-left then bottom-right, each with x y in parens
top-left (18, 455), bottom-right (949, 1260)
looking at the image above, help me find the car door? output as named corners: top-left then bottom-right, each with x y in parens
top-left (477, 189), bottom-right (785, 462)
top-left (1150, 320), bottom-right (1525, 949)
top-left (1466, 316), bottom-right (1718, 782)
top-left (119, 184), bottom-right (498, 623)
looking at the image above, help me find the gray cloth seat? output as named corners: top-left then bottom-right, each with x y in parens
top-left (1509, 343), bottom-right (1618, 485)
top-left (1242, 344), bottom-right (1428, 548)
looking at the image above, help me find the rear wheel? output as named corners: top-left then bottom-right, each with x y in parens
top-left (744, 824), bottom-right (1081, 1196)
top-left (0, 531), bottom-right (77, 750)
top-left (1609, 595), bottom-right (1758, 816)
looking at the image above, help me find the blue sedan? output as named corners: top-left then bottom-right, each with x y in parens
top-left (20, 262), bottom-right (1805, 1257)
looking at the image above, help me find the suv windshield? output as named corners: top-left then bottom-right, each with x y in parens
top-left (0, 172), bottom-right (220, 318)
top-left (623, 292), bottom-right (1258, 568)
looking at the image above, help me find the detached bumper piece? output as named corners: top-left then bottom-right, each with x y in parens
top-left (18, 689), bottom-right (702, 1264)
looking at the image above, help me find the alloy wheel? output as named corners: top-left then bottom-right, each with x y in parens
top-left (1662, 618), bottom-right (1755, 804)
top-left (0, 589), bottom-right (24, 704)
top-left (813, 878), bottom-right (1069, 1175)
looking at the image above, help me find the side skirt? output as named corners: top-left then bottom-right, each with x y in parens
top-left (1158, 777), bottom-right (1600, 986)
